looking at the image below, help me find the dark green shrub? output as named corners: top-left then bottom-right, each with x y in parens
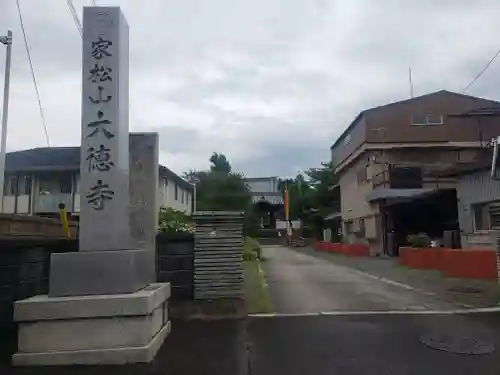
top-left (407, 233), bottom-right (431, 248)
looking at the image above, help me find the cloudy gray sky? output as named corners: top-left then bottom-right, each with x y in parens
top-left (1, 0), bottom-right (500, 177)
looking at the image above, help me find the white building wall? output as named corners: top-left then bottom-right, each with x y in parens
top-left (2, 196), bottom-right (15, 213)
top-left (159, 177), bottom-right (191, 214)
top-left (3, 169), bottom-right (193, 216)
top-left (245, 178), bottom-right (279, 193)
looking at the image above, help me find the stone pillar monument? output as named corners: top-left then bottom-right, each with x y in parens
top-left (11, 7), bottom-right (170, 366)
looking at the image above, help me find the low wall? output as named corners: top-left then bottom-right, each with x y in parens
top-left (0, 237), bottom-right (77, 364)
top-left (461, 232), bottom-right (495, 251)
top-left (156, 232), bottom-right (194, 300)
top-left (399, 247), bottom-right (498, 281)
top-left (0, 213), bottom-right (77, 237)
top-left (0, 232), bottom-right (195, 364)
top-left (312, 241), bottom-right (370, 257)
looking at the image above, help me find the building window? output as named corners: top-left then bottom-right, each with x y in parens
top-left (356, 166), bottom-right (367, 184)
top-left (59, 176), bottom-right (72, 194)
top-left (389, 166), bottom-right (422, 189)
top-left (39, 175), bottom-right (72, 195)
top-left (181, 190), bottom-right (184, 203)
top-left (75, 174), bottom-right (81, 194)
top-left (4, 176), bottom-right (17, 196)
top-left (344, 220), bottom-right (354, 234)
top-left (174, 184), bottom-right (178, 200)
top-left (411, 114), bottom-right (443, 126)
top-left (473, 203), bottom-right (491, 231)
top-left (18, 175), bottom-right (32, 195)
top-left (343, 133), bottom-right (352, 146)
top-left (358, 218), bottom-right (366, 236)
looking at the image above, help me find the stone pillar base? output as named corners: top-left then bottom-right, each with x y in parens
top-left (12, 283), bottom-right (170, 366)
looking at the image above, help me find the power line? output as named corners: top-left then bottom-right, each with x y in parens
top-left (65, 0), bottom-right (82, 37)
top-left (66, 0), bottom-right (99, 38)
top-left (462, 46), bottom-right (500, 93)
top-left (15, 0), bottom-right (51, 147)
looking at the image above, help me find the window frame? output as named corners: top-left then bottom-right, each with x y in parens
top-left (356, 165), bottom-right (368, 184)
top-left (343, 133), bottom-right (352, 147)
top-left (18, 175), bottom-right (32, 195)
top-left (473, 202), bottom-right (492, 232)
top-left (411, 114), bottom-right (444, 126)
top-left (4, 175), bottom-right (17, 196)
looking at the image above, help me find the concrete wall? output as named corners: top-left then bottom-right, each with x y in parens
top-left (0, 214), bottom-right (78, 237)
top-left (156, 232), bottom-right (194, 300)
top-left (340, 155), bottom-right (379, 221)
top-left (0, 233), bottom-right (194, 364)
top-left (339, 153), bottom-right (382, 253)
top-left (461, 232), bottom-right (495, 250)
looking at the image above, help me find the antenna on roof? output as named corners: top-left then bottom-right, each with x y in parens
top-left (409, 66), bottom-right (414, 98)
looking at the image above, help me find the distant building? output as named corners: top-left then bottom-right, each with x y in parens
top-left (3, 146), bottom-right (193, 217)
top-left (244, 177), bottom-right (283, 229)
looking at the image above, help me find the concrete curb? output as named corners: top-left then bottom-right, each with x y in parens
top-left (250, 306), bottom-right (500, 318)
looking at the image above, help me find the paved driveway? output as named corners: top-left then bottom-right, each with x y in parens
top-left (261, 245), bottom-right (459, 314)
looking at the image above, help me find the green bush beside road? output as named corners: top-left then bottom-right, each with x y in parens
top-left (242, 237), bottom-right (271, 313)
top-left (244, 236), bottom-right (261, 259)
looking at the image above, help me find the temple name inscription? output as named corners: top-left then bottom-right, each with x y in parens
top-left (85, 35), bottom-right (115, 211)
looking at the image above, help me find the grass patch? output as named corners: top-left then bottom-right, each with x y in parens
top-left (243, 260), bottom-right (271, 314)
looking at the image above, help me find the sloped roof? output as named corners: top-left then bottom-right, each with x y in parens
top-left (5, 147), bottom-right (193, 192)
top-left (330, 90), bottom-right (500, 150)
top-left (6, 147), bottom-right (80, 172)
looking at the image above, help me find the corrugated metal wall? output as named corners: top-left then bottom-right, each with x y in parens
top-left (193, 211), bottom-right (244, 300)
top-left (456, 169), bottom-right (500, 234)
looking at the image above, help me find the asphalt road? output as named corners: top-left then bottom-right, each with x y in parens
top-left (6, 314), bottom-right (500, 375)
top-left (247, 313), bottom-right (500, 375)
top-left (261, 245), bottom-right (459, 314)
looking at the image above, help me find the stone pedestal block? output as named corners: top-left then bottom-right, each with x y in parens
top-left (12, 283), bottom-right (170, 366)
top-left (49, 249), bottom-right (151, 297)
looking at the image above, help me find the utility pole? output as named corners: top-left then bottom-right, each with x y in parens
top-left (192, 182), bottom-right (197, 214)
top-left (0, 30), bottom-right (12, 213)
top-left (191, 176), bottom-right (200, 214)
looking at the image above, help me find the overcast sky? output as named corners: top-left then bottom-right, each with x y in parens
top-left (1, 0), bottom-right (500, 177)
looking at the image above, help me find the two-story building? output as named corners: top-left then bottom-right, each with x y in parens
top-left (330, 90), bottom-right (500, 255)
top-left (2, 146), bottom-right (194, 217)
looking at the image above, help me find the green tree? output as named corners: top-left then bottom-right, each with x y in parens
top-left (302, 161), bottom-right (339, 238)
top-left (182, 169), bottom-right (200, 183)
top-left (278, 174), bottom-right (312, 221)
top-left (184, 153), bottom-right (250, 211)
top-left (209, 152), bottom-right (232, 174)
